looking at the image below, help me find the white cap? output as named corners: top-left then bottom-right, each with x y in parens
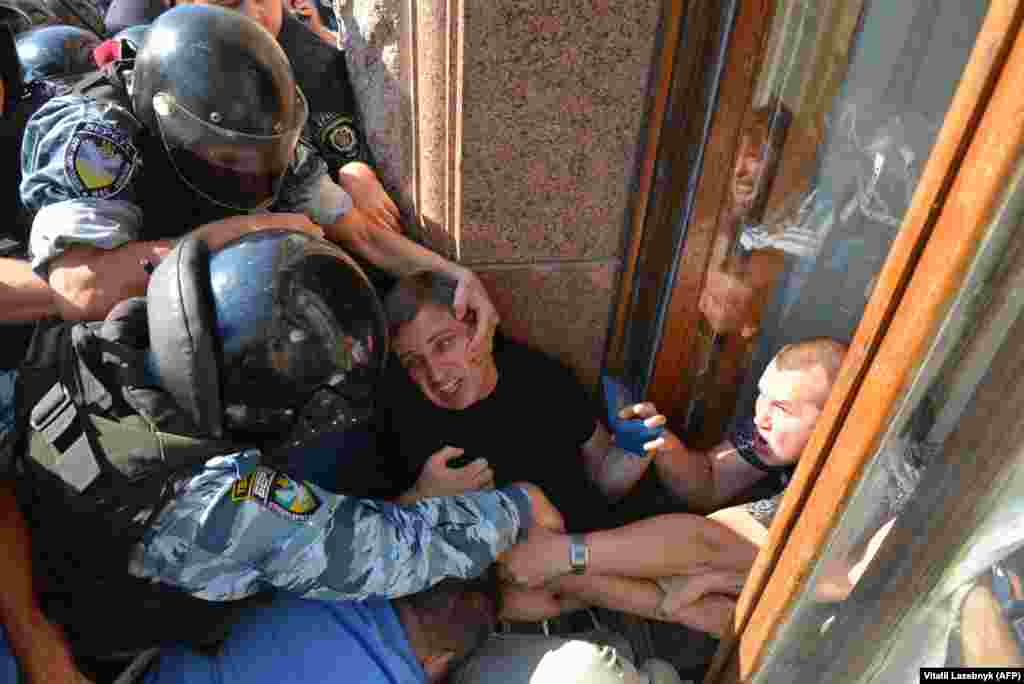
top-left (528, 641), bottom-right (648, 684)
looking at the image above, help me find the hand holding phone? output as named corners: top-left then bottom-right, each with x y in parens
top-left (602, 373), bottom-right (665, 456)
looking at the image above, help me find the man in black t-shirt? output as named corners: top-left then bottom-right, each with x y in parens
top-left (380, 333), bottom-right (610, 532)
top-left (377, 272), bottom-right (765, 638)
top-left (378, 272), bottom-right (667, 534)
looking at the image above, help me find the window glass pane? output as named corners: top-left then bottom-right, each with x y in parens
top-left (750, 60), bottom-right (1024, 684)
top-left (685, 0), bottom-right (988, 448)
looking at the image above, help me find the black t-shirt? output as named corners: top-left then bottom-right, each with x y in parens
top-left (377, 336), bottom-right (611, 532)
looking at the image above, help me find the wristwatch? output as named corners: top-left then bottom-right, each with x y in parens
top-left (569, 533), bottom-right (590, 575)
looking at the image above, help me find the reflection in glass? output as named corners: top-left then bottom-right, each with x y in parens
top-left (747, 9), bottom-right (1024, 675)
top-left (687, 0), bottom-right (984, 449)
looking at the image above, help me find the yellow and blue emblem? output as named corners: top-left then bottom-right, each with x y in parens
top-left (231, 468), bottom-right (321, 521)
top-left (271, 475), bottom-right (320, 517)
top-left (64, 122), bottom-right (139, 199)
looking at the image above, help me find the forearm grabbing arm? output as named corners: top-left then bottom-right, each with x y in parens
top-left (651, 440), bottom-right (719, 512)
top-left (0, 482), bottom-right (84, 683)
top-left (500, 512), bottom-right (757, 589)
top-left (46, 213), bottom-right (322, 322)
top-left (584, 513), bottom-right (758, 579)
top-left (583, 426), bottom-right (652, 501)
top-left (0, 259), bottom-right (57, 322)
top-left (47, 241), bottom-right (173, 321)
top-left (552, 573), bottom-right (736, 636)
top-left (551, 574), bottom-right (665, 621)
top-left (325, 209), bottom-right (462, 278)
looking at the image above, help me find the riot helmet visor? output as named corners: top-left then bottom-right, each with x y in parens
top-left (210, 230), bottom-right (387, 444)
top-left (153, 86), bottom-right (308, 211)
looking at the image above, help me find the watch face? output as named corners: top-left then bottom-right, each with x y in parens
top-left (570, 535), bottom-right (588, 574)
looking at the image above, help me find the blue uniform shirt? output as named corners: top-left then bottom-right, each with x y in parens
top-left (144, 596), bottom-right (425, 684)
top-left (129, 450), bottom-right (533, 602)
top-left (21, 94), bottom-right (354, 274)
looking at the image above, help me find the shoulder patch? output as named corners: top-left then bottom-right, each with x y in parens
top-left (232, 468), bottom-right (320, 521)
top-left (64, 121), bottom-right (139, 199)
top-left (270, 474), bottom-right (321, 519)
top-left (319, 116), bottom-right (359, 155)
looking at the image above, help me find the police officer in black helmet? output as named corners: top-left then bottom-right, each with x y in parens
top-left (0, 227), bottom-right (539, 682)
top-left (15, 24), bottom-right (100, 84)
top-left (20, 4), bottom-right (498, 347)
top-left (0, 0), bottom-right (105, 36)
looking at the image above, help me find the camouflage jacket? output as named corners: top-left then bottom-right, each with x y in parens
top-left (129, 450), bottom-right (532, 601)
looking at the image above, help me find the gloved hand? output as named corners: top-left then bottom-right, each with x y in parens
top-left (602, 374), bottom-right (666, 456)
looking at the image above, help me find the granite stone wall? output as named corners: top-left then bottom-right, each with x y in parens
top-left (336, 0), bottom-right (662, 386)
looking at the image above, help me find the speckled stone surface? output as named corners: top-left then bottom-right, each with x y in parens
top-left (478, 260), bottom-right (618, 388)
top-left (460, 1), bottom-right (660, 263)
top-left (339, 0), bottom-right (662, 382)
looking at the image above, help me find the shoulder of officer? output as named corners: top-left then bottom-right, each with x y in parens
top-left (22, 93), bottom-right (146, 206)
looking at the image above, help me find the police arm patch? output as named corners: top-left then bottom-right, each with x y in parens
top-left (64, 122), bottom-right (140, 199)
top-left (319, 116), bottom-right (359, 155)
top-left (232, 468), bottom-right (320, 521)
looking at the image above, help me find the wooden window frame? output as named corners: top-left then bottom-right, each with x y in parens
top-left (702, 2), bottom-right (1024, 681)
top-left (605, 0), bottom-right (735, 384)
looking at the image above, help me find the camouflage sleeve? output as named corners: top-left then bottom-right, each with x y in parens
top-left (21, 95), bottom-right (145, 274)
top-left (130, 454), bottom-right (532, 602)
top-left (275, 141), bottom-right (353, 227)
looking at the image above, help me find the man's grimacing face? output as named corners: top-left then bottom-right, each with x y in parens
top-left (752, 360), bottom-right (830, 466)
top-left (394, 302), bottom-right (496, 411)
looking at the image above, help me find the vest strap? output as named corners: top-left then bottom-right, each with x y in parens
top-left (30, 383), bottom-right (100, 492)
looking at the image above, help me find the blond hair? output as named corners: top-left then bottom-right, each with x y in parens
top-left (773, 337), bottom-right (848, 401)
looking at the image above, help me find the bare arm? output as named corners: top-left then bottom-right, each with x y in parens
top-left (959, 577), bottom-right (1024, 667)
top-left (47, 214), bottom-right (322, 321)
top-left (47, 240), bottom-right (174, 321)
top-left (501, 572), bottom-right (738, 637)
top-left (653, 438), bottom-right (767, 512)
top-left (500, 512), bottom-right (758, 587)
top-left (0, 259), bottom-right (57, 322)
top-left (581, 423), bottom-right (653, 501)
top-left (336, 162), bottom-right (401, 234)
top-left (0, 482), bottom-right (90, 683)
top-left (707, 504), bottom-right (770, 547)
top-left (325, 207), bottom-right (460, 278)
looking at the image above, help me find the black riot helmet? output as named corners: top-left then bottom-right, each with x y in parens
top-left (15, 24), bottom-right (99, 85)
top-left (147, 230), bottom-right (388, 449)
top-left (0, 4), bottom-right (33, 34)
top-left (132, 5), bottom-right (308, 211)
top-left (0, 0), bottom-right (104, 36)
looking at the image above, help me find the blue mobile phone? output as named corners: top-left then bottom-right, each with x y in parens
top-left (601, 373), bottom-right (665, 456)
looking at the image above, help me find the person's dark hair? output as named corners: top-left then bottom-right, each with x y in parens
top-left (394, 569), bottom-right (500, 676)
top-left (384, 270), bottom-right (458, 338)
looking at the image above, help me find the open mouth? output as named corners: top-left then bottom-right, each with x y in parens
top-left (436, 378), bottom-right (462, 399)
top-left (753, 428), bottom-right (773, 458)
